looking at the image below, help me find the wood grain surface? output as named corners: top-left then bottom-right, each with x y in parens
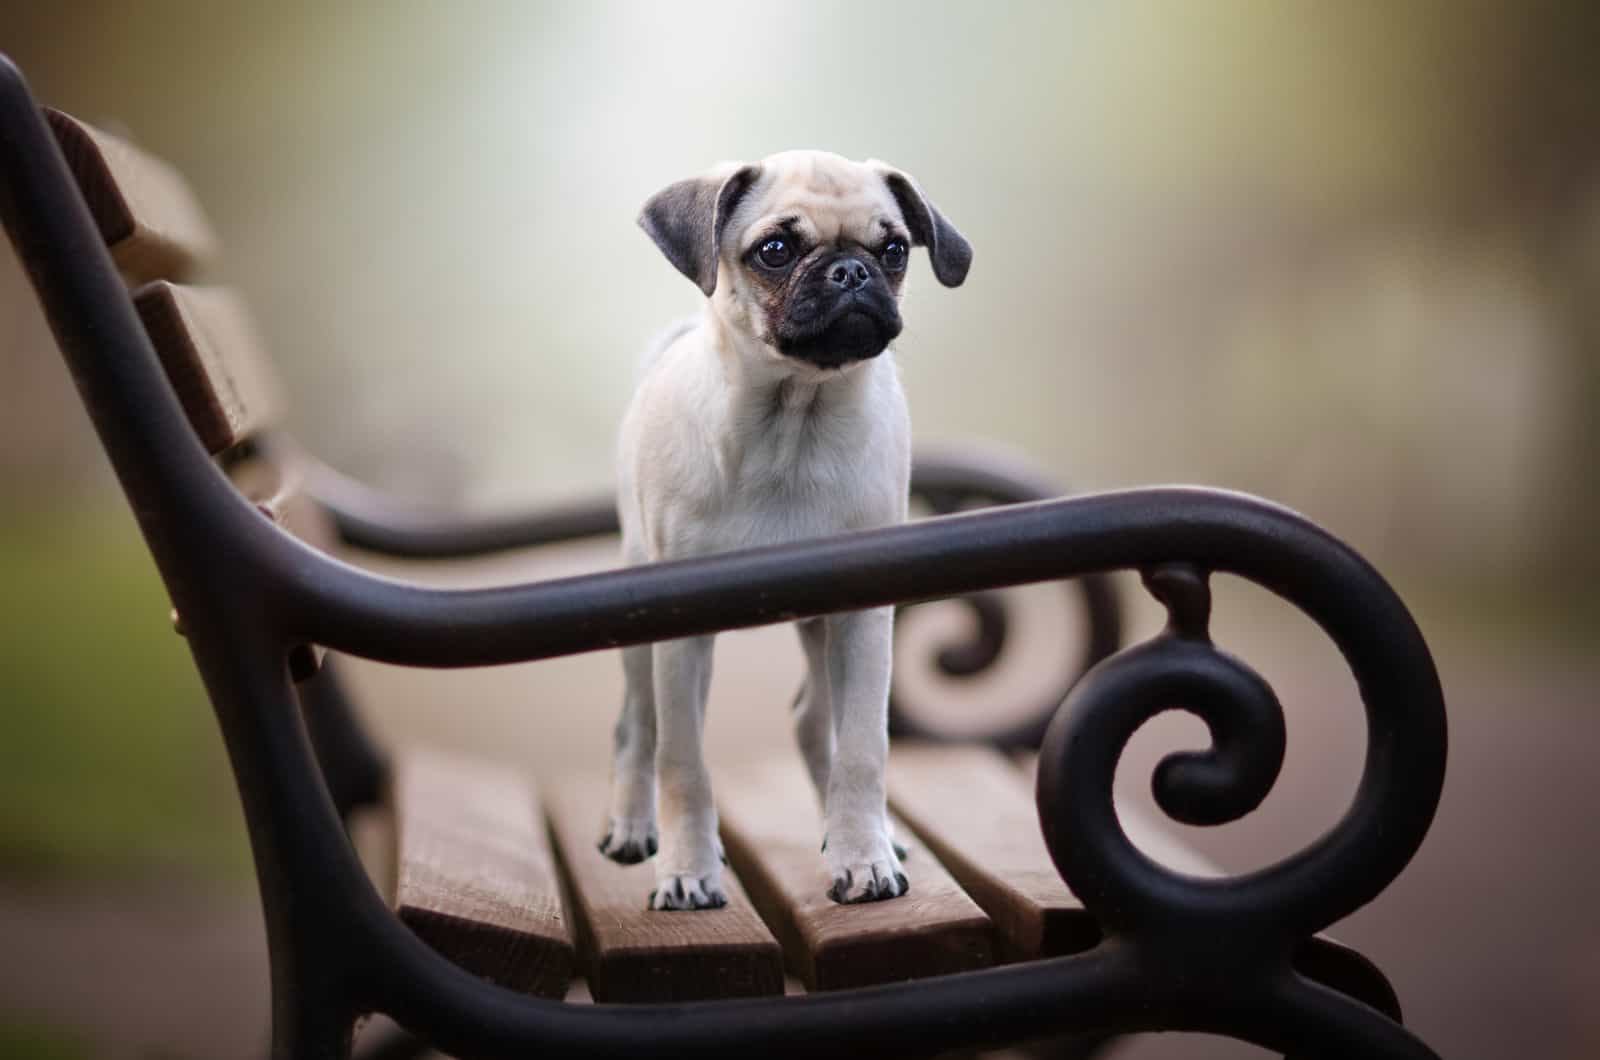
top-left (544, 776), bottom-right (783, 1002)
top-left (132, 281), bottom-right (284, 453)
top-left (888, 743), bottom-right (1097, 959)
top-left (718, 757), bottom-right (993, 991)
top-left (391, 749), bottom-right (574, 998)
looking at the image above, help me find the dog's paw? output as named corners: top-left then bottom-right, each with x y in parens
top-left (823, 828), bottom-right (909, 904)
top-left (648, 871), bottom-right (728, 911)
top-left (598, 817), bottom-right (658, 865)
top-left (827, 861), bottom-right (909, 904)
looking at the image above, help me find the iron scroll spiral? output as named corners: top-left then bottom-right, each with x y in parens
top-left (889, 455), bottom-right (1123, 748)
top-left (1034, 560), bottom-right (1447, 1057)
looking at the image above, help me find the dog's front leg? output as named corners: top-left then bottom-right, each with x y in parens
top-left (822, 606), bottom-right (908, 903)
top-left (600, 644), bottom-right (659, 863)
top-left (649, 634), bottom-right (727, 910)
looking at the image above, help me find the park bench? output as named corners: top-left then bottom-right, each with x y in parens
top-left (0, 53), bottom-right (1448, 1060)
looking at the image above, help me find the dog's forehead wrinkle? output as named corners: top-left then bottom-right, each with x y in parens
top-left (730, 150), bottom-right (900, 247)
top-left (744, 201), bottom-right (896, 248)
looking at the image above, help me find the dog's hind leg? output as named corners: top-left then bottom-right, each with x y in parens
top-left (793, 618), bottom-right (835, 808)
top-left (599, 643), bottom-right (659, 864)
top-left (649, 634), bottom-right (727, 910)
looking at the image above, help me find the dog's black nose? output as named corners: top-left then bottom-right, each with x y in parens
top-left (827, 259), bottom-right (870, 291)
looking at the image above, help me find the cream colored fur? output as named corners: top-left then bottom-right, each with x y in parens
top-left (610, 151), bottom-right (961, 910)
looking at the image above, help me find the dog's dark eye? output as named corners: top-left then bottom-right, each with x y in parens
top-left (881, 240), bottom-right (909, 271)
top-left (756, 238), bottom-right (793, 269)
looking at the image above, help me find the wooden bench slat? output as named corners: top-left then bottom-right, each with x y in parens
top-left (718, 758), bottom-right (993, 991)
top-left (891, 746), bottom-right (1222, 961)
top-left (392, 749), bottom-right (574, 999)
top-left (544, 777), bottom-right (784, 1002)
top-left (888, 744), bottom-right (1094, 960)
top-left (45, 108), bottom-right (218, 283)
top-left (133, 281), bottom-right (285, 453)
top-left (896, 746), bottom-right (1216, 960)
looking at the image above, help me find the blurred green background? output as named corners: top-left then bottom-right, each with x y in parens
top-left (1, 2), bottom-right (1596, 1058)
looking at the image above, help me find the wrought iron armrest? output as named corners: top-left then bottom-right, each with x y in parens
top-left (269, 483), bottom-right (1447, 914)
top-left (292, 441), bottom-right (1123, 746)
top-left (265, 485), bottom-right (1142, 668)
top-left (295, 449), bottom-right (620, 559)
top-left (256, 483), bottom-right (1446, 1056)
top-left (295, 442), bottom-right (1093, 559)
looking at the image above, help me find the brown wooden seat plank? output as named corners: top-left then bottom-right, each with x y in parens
top-left (45, 108), bottom-right (219, 283)
top-left (887, 744), bottom-right (1093, 960)
top-left (391, 749), bottom-right (574, 999)
top-left (133, 281), bottom-right (285, 453)
top-left (891, 746), bottom-right (1221, 961)
top-left (544, 777), bottom-right (784, 1002)
top-left (717, 757), bottom-right (993, 991)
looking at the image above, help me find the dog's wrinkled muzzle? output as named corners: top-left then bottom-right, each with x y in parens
top-left (777, 255), bottom-right (903, 368)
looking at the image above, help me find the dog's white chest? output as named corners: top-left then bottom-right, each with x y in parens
top-left (706, 371), bottom-right (892, 548)
top-left (619, 343), bottom-right (909, 563)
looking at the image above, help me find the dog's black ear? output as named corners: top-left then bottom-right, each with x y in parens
top-left (638, 163), bottom-right (762, 297)
top-left (871, 163), bottom-right (972, 288)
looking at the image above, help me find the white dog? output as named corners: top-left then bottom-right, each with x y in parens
top-left (603, 151), bottom-right (971, 910)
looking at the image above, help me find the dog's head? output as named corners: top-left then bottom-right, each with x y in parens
top-left (640, 151), bottom-right (971, 371)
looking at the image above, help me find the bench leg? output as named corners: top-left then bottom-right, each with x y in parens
top-left (269, 992), bottom-right (355, 1060)
top-left (297, 659), bottom-right (388, 819)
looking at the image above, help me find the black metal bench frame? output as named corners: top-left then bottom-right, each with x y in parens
top-left (0, 53), bottom-right (1448, 1060)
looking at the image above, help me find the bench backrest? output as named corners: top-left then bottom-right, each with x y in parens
top-left (48, 108), bottom-right (288, 458)
top-left (47, 107), bottom-right (337, 685)
top-left (45, 108), bottom-right (218, 283)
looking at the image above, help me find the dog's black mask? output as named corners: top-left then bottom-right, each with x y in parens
top-left (772, 250), bottom-right (903, 369)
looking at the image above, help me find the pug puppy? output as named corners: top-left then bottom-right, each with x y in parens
top-left (604, 151), bottom-right (971, 910)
